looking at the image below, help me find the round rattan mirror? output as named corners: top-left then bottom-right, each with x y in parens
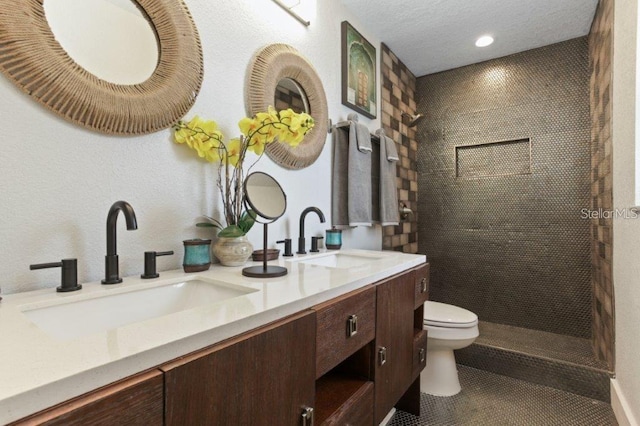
top-left (245, 44), bottom-right (328, 170)
top-left (0, 0), bottom-right (203, 135)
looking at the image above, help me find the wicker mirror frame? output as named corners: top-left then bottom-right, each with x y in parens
top-left (245, 44), bottom-right (328, 170)
top-left (0, 0), bottom-right (203, 135)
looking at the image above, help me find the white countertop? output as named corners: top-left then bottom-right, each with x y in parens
top-left (0, 249), bottom-right (425, 424)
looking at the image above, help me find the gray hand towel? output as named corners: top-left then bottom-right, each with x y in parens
top-left (331, 126), bottom-right (350, 228)
top-left (347, 113), bottom-right (372, 153)
top-left (376, 129), bottom-right (400, 226)
top-left (348, 115), bottom-right (372, 226)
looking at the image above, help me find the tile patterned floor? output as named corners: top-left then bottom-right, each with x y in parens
top-left (389, 366), bottom-right (617, 426)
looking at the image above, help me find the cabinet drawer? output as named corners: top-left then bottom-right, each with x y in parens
top-left (314, 286), bottom-right (376, 378)
top-left (412, 330), bottom-right (428, 381)
top-left (414, 263), bottom-right (430, 309)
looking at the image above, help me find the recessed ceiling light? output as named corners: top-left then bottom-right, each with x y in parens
top-left (475, 35), bottom-right (494, 47)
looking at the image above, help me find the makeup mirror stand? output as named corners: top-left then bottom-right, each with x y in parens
top-left (241, 172), bottom-right (288, 278)
top-left (242, 221), bottom-right (288, 278)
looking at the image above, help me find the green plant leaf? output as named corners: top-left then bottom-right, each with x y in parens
top-left (196, 215), bottom-right (224, 229)
top-left (218, 225), bottom-right (246, 238)
top-left (238, 209), bottom-right (256, 234)
top-left (196, 222), bottom-right (219, 228)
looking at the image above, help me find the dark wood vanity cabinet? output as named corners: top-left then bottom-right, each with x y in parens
top-left (161, 311), bottom-right (316, 426)
top-left (9, 370), bottom-right (164, 426)
top-left (11, 263), bottom-right (430, 426)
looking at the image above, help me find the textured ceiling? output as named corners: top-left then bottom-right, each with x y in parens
top-left (340, 0), bottom-right (598, 77)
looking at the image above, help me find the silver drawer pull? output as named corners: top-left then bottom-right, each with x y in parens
top-left (420, 277), bottom-right (428, 293)
top-left (347, 314), bottom-right (358, 337)
top-left (378, 346), bottom-right (387, 366)
top-left (419, 348), bottom-right (426, 363)
top-left (301, 406), bottom-right (314, 426)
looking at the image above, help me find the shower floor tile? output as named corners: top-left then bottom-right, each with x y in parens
top-left (389, 366), bottom-right (617, 426)
top-left (475, 321), bottom-right (608, 370)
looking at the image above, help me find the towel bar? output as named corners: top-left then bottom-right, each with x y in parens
top-left (332, 120), bottom-right (382, 143)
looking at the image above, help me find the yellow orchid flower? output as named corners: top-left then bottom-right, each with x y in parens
top-left (225, 138), bottom-right (243, 167)
top-left (172, 108), bottom-right (314, 233)
top-left (247, 133), bottom-right (267, 155)
top-left (187, 116), bottom-right (217, 133)
top-left (279, 108), bottom-right (294, 118)
top-left (193, 139), bottom-right (221, 163)
top-left (173, 127), bottom-right (190, 145)
top-left (239, 117), bottom-right (259, 138)
top-left (203, 147), bottom-right (221, 163)
top-left (256, 107), bottom-right (278, 124)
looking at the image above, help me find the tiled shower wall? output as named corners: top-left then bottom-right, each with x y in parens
top-left (416, 38), bottom-right (592, 338)
top-left (588, 0), bottom-right (615, 369)
top-left (380, 43), bottom-right (418, 253)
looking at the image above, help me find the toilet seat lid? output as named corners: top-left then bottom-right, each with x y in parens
top-left (424, 301), bottom-right (478, 328)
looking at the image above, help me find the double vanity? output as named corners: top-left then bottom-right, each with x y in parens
top-left (0, 250), bottom-right (428, 425)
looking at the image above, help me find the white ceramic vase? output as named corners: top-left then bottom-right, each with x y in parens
top-left (212, 235), bottom-right (253, 266)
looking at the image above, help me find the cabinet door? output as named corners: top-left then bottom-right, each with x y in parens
top-left (162, 311), bottom-right (316, 426)
top-left (374, 271), bottom-right (415, 424)
top-left (412, 330), bottom-right (429, 381)
top-left (10, 370), bottom-right (163, 426)
top-left (414, 263), bottom-right (430, 309)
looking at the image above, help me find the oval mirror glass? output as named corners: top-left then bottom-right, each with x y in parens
top-left (244, 172), bottom-right (287, 220)
top-left (274, 78), bottom-right (309, 114)
top-left (44, 0), bottom-right (159, 85)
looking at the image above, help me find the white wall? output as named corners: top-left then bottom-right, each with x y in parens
top-left (0, 0), bottom-right (383, 295)
top-left (612, 0), bottom-right (640, 423)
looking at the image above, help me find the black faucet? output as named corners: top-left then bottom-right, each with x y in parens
top-left (297, 207), bottom-right (326, 254)
top-left (102, 201), bottom-right (138, 284)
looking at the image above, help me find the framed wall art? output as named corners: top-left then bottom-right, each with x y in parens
top-left (341, 21), bottom-right (377, 119)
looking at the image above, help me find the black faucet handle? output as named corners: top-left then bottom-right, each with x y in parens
top-left (310, 236), bottom-right (324, 253)
top-left (30, 259), bottom-right (82, 292)
top-left (141, 251), bottom-right (174, 279)
top-left (276, 239), bottom-right (294, 257)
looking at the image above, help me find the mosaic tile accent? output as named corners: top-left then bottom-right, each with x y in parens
top-left (416, 38), bottom-right (592, 338)
top-left (588, 0), bottom-right (615, 370)
top-left (389, 366), bottom-right (617, 426)
top-left (381, 43), bottom-right (418, 253)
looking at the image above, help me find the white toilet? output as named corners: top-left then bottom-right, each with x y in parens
top-left (420, 301), bottom-right (479, 396)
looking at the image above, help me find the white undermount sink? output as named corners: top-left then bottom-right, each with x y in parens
top-left (20, 277), bottom-right (257, 341)
top-left (288, 252), bottom-right (384, 269)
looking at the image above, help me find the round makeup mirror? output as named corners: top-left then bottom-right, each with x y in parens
top-left (274, 78), bottom-right (309, 114)
top-left (44, 0), bottom-right (159, 85)
top-left (242, 172), bottom-right (288, 278)
top-left (244, 172), bottom-right (287, 221)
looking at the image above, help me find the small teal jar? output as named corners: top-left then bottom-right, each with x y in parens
top-left (325, 228), bottom-right (342, 250)
top-left (183, 239), bottom-right (211, 272)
